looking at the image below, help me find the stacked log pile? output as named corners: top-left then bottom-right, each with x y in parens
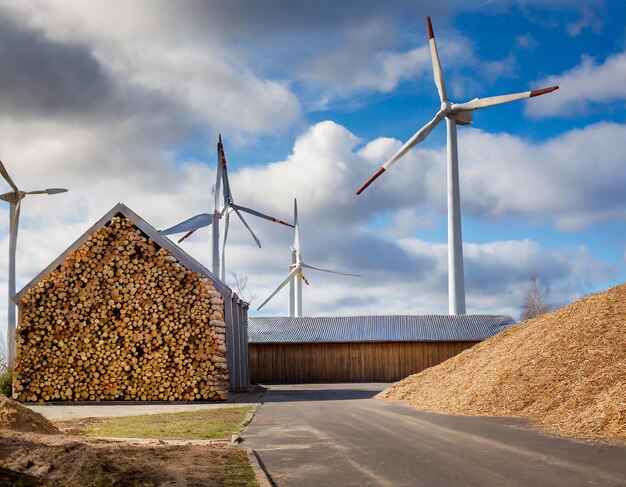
top-left (12, 216), bottom-right (229, 402)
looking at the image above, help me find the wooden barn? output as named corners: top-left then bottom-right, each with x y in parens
top-left (11, 203), bottom-right (250, 402)
top-left (248, 315), bottom-right (515, 383)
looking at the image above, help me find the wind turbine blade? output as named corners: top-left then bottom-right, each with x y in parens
top-left (232, 205), bottom-right (261, 248)
top-left (257, 266), bottom-right (301, 311)
top-left (222, 170), bottom-right (232, 207)
top-left (0, 159), bottom-right (19, 193)
top-left (427, 16), bottom-right (447, 102)
top-left (452, 86), bottom-right (559, 111)
top-left (356, 112), bottom-right (443, 195)
top-left (293, 199), bottom-right (300, 255)
top-left (298, 271), bottom-right (310, 285)
top-left (301, 263), bottom-right (361, 277)
top-left (178, 230), bottom-right (196, 243)
top-left (215, 135), bottom-right (224, 211)
top-left (221, 210), bottom-right (230, 282)
top-left (25, 188), bottom-right (67, 195)
top-left (231, 203), bottom-right (294, 228)
top-left (161, 213), bottom-right (213, 235)
top-left (218, 136), bottom-right (233, 205)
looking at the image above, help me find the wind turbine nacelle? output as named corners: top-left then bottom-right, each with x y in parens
top-left (453, 110), bottom-right (473, 125)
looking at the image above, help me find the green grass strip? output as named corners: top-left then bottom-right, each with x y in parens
top-left (80, 406), bottom-right (253, 440)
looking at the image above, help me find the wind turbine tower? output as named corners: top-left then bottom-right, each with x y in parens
top-left (0, 160), bottom-right (68, 366)
top-left (258, 199), bottom-right (359, 317)
top-left (162, 136), bottom-right (293, 281)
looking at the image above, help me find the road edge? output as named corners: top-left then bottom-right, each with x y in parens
top-left (245, 448), bottom-right (274, 487)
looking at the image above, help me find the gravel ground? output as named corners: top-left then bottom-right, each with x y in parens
top-left (26, 401), bottom-right (259, 421)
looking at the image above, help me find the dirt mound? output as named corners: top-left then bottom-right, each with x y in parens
top-left (0, 466), bottom-right (42, 487)
top-left (0, 396), bottom-right (59, 434)
top-left (0, 433), bottom-right (254, 486)
top-left (378, 283), bottom-right (626, 440)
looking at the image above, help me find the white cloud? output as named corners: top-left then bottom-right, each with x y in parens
top-left (381, 208), bottom-right (438, 238)
top-left (191, 122), bottom-right (617, 318)
top-left (0, 0), bottom-right (302, 137)
top-left (526, 51), bottom-right (626, 117)
top-left (238, 120), bottom-right (626, 232)
top-left (516, 34), bottom-right (538, 50)
top-left (456, 123), bottom-right (626, 229)
top-left (0, 1), bottom-right (621, 348)
top-left (566, 9), bottom-right (602, 36)
top-left (0, 0), bottom-right (528, 120)
top-left (302, 32), bottom-right (519, 104)
top-left (397, 237), bottom-right (613, 317)
top-left (305, 43), bottom-right (434, 97)
top-left (103, 45), bottom-right (301, 135)
top-left (0, 117), bottom-right (618, 351)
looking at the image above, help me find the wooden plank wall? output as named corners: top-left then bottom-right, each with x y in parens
top-left (248, 341), bottom-right (478, 384)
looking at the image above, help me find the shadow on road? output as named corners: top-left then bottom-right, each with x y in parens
top-left (259, 384), bottom-right (389, 403)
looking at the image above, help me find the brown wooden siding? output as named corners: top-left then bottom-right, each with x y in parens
top-left (249, 341), bottom-right (478, 384)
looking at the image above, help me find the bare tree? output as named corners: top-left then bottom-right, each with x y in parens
top-left (229, 271), bottom-right (256, 305)
top-left (521, 277), bottom-right (551, 321)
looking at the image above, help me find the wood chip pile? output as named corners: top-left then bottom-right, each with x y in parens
top-left (12, 216), bottom-right (229, 402)
top-left (378, 283), bottom-right (626, 440)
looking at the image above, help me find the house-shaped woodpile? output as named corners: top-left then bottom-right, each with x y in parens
top-left (248, 315), bottom-right (515, 383)
top-left (12, 203), bottom-right (249, 402)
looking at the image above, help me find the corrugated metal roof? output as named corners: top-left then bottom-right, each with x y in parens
top-left (248, 315), bottom-right (516, 343)
top-left (13, 203), bottom-right (237, 303)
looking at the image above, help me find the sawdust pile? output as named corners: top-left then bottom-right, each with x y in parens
top-left (378, 283), bottom-right (626, 440)
top-left (0, 396), bottom-right (59, 434)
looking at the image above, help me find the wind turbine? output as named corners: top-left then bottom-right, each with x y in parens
top-left (0, 160), bottom-right (68, 366)
top-left (356, 16), bottom-right (559, 315)
top-left (162, 135), bottom-right (293, 282)
top-left (258, 199), bottom-right (359, 317)
top-left (161, 136), bottom-right (224, 277)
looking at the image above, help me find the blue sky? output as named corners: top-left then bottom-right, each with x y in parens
top-left (0, 0), bottom-right (625, 339)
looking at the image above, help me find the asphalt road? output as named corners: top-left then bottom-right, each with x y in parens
top-left (243, 384), bottom-right (626, 487)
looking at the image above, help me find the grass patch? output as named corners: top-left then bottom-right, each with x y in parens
top-left (61, 406), bottom-right (254, 440)
top-left (0, 367), bottom-right (13, 397)
top-left (225, 450), bottom-right (259, 486)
